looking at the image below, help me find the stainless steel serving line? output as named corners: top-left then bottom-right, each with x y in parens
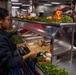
top-left (12, 18), bottom-right (76, 75)
top-left (56, 57), bottom-right (76, 75)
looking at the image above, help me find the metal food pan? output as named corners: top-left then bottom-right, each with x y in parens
top-left (25, 36), bottom-right (43, 40)
top-left (21, 34), bottom-right (33, 37)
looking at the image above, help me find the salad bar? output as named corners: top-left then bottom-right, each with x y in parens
top-left (12, 34), bottom-right (69, 75)
top-left (11, 14), bottom-right (76, 75)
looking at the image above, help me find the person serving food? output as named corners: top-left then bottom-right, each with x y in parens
top-left (0, 7), bottom-right (38, 75)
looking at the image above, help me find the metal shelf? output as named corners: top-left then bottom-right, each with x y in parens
top-left (12, 18), bottom-right (76, 27)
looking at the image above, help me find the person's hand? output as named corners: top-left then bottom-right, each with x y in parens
top-left (16, 42), bottom-right (27, 48)
top-left (29, 50), bottom-right (38, 58)
top-left (74, 14), bottom-right (76, 19)
top-left (22, 42), bottom-right (27, 47)
top-left (23, 50), bottom-right (39, 60)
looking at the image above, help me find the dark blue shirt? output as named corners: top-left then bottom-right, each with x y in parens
top-left (0, 29), bottom-right (24, 74)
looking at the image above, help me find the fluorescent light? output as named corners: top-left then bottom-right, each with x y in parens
top-left (12, 6), bottom-right (20, 8)
top-left (22, 4), bottom-right (30, 6)
top-left (21, 9), bottom-right (27, 11)
top-left (11, 0), bottom-right (19, 2)
top-left (12, 2), bottom-right (22, 5)
top-left (51, 2), bottom-right (60, 5)
top-left (44, 4), bottom-right (52, 6)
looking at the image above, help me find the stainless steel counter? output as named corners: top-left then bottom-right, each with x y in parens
top-left (53, 39), bottom-right (76, 55)
top-left (56, 57), bottom-right (76, 75)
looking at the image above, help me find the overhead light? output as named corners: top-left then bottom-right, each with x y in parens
top-left (22, 4), bottom-right (30, 6)
top-left (11, 0), bottom-right (19, 2)
top-left (21, 9), bottom-right (27, 11)
top-left (12, 6), bottom-right (20, 8)
top-left (44, 4), bottom-right (52, 6)
top-left (12, 2), bottom-right (22, 5)
top-left (51, 2), bottom-right (60, 5)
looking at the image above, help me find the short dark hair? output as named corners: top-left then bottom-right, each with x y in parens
top-left (72, 0), bottom-right (76, 5)
top-left (0, 7), bottom-right (9, 20)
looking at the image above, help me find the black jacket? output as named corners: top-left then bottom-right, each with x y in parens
top-left (0, 29), bottom-right (24, 74)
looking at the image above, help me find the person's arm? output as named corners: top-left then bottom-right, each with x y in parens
top-left (0, 38), bottom-right (38, 69)
top-left (71, 2), bottom-right (75, 11)
top-left (23, 50), bottom-right (38, 60)
top-left (16, 42), bottom-right (26, 48)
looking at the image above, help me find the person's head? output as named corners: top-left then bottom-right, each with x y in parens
top-left (0, 7), bottom-right (10, 29)
top-left (71, 0), bottom-right (76, 11)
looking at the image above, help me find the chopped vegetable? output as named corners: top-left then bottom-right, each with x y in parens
top-left (12, 34), bottom-right (23, 44)
top-left (38, 62), bottom-right (69, 75)
top-left (13, 15), bottom-right (73, 23)
top-left (35, 56), bottom-right (43, 62)
top-left (61, 16), bottom-right (73, 23)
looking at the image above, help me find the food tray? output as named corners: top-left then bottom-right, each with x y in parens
top-left (26, 43), bottom-right (50, 53)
